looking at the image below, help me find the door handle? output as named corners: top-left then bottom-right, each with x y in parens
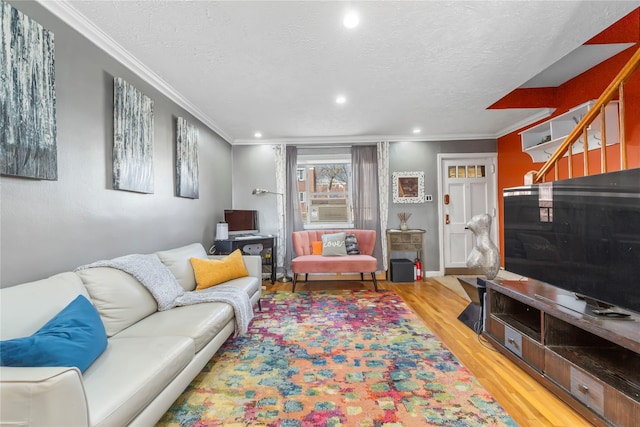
top-left (444, 194), bottom-right (450, 205)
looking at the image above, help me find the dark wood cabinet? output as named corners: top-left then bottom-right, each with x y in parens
top-left (212, 236), bottom-right (277, 284)
top-left (484, 278), bottom-right (640, 427)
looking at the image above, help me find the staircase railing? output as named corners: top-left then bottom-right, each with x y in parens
top-left (533, 46), bottom-right (640, 183)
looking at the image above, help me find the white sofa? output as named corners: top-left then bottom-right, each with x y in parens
top-left (0, 243), bottom-right (262, 426)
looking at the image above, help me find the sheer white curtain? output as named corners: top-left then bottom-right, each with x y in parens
top-left (285, 146), bottom-right (303, 276)
top-left (377, 141), bottom-right (390, 270)
top-left (351, 145), bottom-right (384, 271)
top-left (274, 144), bottom-right (286, 276)
top-left (273, 144), bottom-right (303, 278)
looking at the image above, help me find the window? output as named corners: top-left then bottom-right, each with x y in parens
top-left (297, 153), bottom-right (352, 228)
top-left (448, 164), bottom-right (486, 178)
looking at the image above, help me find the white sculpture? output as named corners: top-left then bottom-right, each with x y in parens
top-left (465, 213), bottom-right (500, 280)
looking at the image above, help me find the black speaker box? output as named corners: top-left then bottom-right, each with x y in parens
top-left (390, 258), bottom-right (414, 282)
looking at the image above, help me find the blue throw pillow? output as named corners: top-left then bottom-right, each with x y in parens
top-left (0, 295), bottom-right (107, 373)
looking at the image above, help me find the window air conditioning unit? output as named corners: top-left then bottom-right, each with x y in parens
top-left (315, 205), bottom-right (348, 222)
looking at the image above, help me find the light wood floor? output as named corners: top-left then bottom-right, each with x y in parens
top-left (266, 277), bottom-right (595, 427)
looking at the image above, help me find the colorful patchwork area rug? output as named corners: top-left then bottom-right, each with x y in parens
top-left (158, 290), bottom-right (517, 426)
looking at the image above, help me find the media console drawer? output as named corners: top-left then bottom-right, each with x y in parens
top-left (487, 315), bottom-right (544, 372)
top-left (570, 366), bottom-right (604, 415)
top-left (504, 324), bottom-right (523, 357)
top-left (545, 351), bottom-right (607, 416)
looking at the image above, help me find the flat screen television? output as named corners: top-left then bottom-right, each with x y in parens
top-left (503, 168), bottom-right (640, 315)
top-left (224, 209), bottom-right (259, 235)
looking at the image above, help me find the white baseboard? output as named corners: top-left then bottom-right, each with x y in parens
top-left (424, 270), bottom-right (445, 277)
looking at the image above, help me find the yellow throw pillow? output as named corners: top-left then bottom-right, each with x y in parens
top-left (190, 249), bottom-right (249, 290)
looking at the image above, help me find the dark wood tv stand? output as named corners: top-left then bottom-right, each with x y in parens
top-left (484, 277), bottom-right (640, 427)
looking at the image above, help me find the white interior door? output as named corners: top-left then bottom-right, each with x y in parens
top-left (439, 154), bottom-right (498, 271)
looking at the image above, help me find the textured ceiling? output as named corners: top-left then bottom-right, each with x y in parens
top-left (44, 1), bottom-right (640, 144)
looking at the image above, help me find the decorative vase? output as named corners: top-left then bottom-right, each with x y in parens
top-left (400, 222), bottom-right (409, 231)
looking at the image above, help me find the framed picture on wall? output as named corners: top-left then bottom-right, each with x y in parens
top-left (112, 77), bottom-right (154, 193)
top-left (176, 117), bottom-right (199, 199)
top-left (1, 2), bottom-right (57, 180)
top-left (392, 171), bottom-right (425, 203)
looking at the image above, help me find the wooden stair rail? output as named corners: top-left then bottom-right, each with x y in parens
top-left (533, 46), bottom-right (640, 183)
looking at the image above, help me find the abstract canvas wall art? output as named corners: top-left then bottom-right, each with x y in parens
top-left (113, 77), bottom-right (154, 193)
top-left (0, 2), bottom-right (57, 180)
top-left (176, 117), bottom-right (199, 199)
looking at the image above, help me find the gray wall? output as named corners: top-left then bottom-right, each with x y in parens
top-left (1, 1), bottom-right (232, 287)
top-left (230, 145), bottom-right (280, 236)
top-left (232, 139), bottom-right (496, 273)
top-left (388, 140), bottom-right (495, 272)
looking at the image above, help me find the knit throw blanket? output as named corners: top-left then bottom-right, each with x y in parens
top-left (75, 254), bottom-right (254, 336)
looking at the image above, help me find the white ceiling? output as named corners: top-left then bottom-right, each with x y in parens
top-left (42, 1), bottom-right (640, 145)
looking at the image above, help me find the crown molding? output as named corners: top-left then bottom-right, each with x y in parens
top-left (36, 0), bottom-right (232, 144)
top-left (232, 132), bottom-right (500, 146)
top-left (495, 108), bottom-right (556, 138)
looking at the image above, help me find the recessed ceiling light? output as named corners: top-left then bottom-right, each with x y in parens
top-left (336, 95), bottom-right (347, 104)
top-left (254, 132), bottom-right (262, 138)
top-left (343, 11), bottom-right (359, 29)
top-left (412, 128), bottom-right (421, 134)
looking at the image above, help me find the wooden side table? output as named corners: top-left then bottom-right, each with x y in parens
top-left (386, 229), bottom-right (426, 278)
